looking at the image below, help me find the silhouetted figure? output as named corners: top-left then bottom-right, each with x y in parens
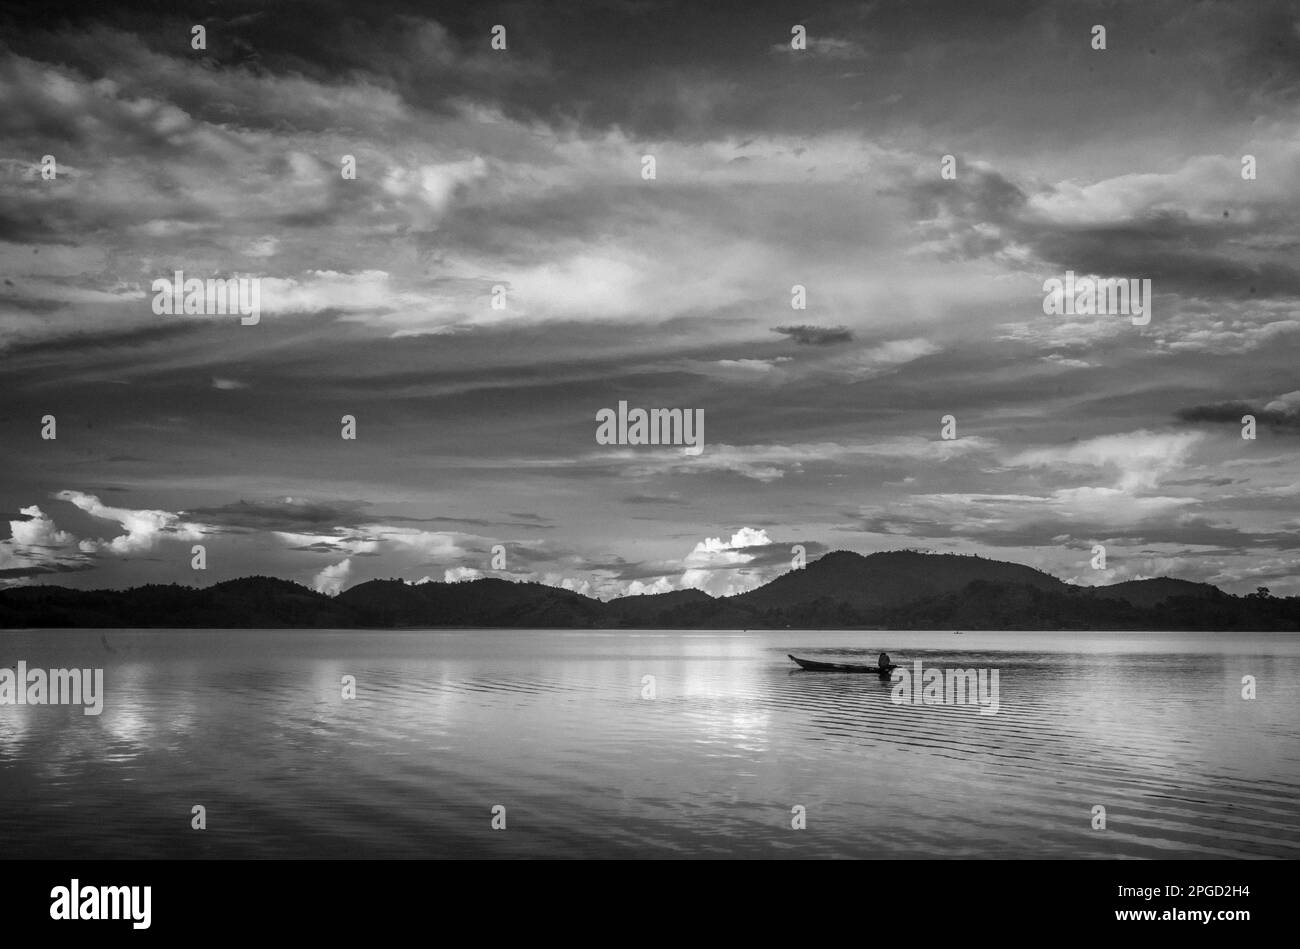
top-left (878, 651), bottom-right (891, 671)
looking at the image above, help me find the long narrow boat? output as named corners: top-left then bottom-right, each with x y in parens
top-left (788, 654), bottom-right (897, 676)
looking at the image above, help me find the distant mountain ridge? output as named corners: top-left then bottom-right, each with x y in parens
top-left (0, 550), bottom-right (1295, 630)
top-left (732, 550), bottom-right (1066, 612)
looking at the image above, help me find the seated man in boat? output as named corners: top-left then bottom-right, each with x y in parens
top-left (878, 651), bottom-right (891, 671)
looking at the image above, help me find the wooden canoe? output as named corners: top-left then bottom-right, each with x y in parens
top-left (788, 654), bottom-right (897, 675)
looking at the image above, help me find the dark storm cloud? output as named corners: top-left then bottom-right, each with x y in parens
top-left (4, 1), bottom-right (552, 129)
top-left (186, 500), bottom-right (545, 536)
top-left (284, 541), bottom-right (348, 553)
top-left (0, 51), bottom-right (240, 160)
top-left (1176, 395), bottom-right (1300, 431)
top-left (1035, 231), bottom-right (1300, 301)
top-left (0, 0), bottom-right (1134, 139)
top-left (772, 324), bottom-right (853, 346)
top-left (907, 164), bottom-right (1028, 254)
top-left (0, 210), bottom-right (79, 245)
top-left (2, 322), bottom-right (197, 358)
top-left (1175, 401), bottom-right (1262, 425)
top-left (906, 160), bottom-right (1300, 306)
top-left (7, 0), bottom-right (1298, 154)
top-left (1164, 476), bottom-right (1240, 488)
top-left (0, 562), bottom-right (94, 578)
top-left (185, 498), bottom-right (372, 532)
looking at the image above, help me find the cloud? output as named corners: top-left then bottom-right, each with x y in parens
top-left (0, 505), bottom-right (91, 582)
top-left (604, 433), bottom-right (997, 483)
top-left (819, 337), bottom-right (941, 380)
top-left (770, 35), bottom-right (869, 60)
top-left (692, 527), bottom-right (771, 553)
top-left (1177, 390), bottom-right (1300, 430)
top-left (380, 157), bottom-right (488, 223)
top-left (244, 236), bottom-right (280, 258)
top-left (1026, 153), bottom-right (1299, 229)
top-left (623, 576), bottom-right (675, 596)
top-left (1152, 313), bottom-right (1300, 355)
top-left (772, 324), bottom-right (853, 345)
top-left (713, 357), bottom-right (791, 372)
top-left (622, 493), bottom-right (685, 505)
top-left (3, 3), bottom-right (1298, 601)
top-left (842, 428), bottom-right (1222, 551)
top-left (679, 527), bottom-right (776, 596)
top-left (272, 525), bottom-right (468, 561)
top-left (313, 558), bottom-right (352, 595)
top-left (10, 505), bottom-right (76, 547)
top-left (1007, 431), bottom-right (1204, 493)
top-left (55, 490), bottom-right (208, 553)
top-left (1040, 354), bottom-right (1093, 370)
top-left (186, 498), bottom-right (371, 532)
top-left (363, 526), bottom-right (468, 560)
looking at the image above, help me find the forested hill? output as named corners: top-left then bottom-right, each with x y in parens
top-left (1, 550), bottom-right (1295, 630)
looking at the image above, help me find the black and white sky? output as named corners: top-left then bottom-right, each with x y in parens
top-left (2, 0), bottom-right (1299, 597)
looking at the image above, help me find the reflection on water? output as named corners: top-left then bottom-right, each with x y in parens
top-left (0, 629), bottom-right (1297, 858)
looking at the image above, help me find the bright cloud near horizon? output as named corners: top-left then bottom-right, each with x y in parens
top-left (2, 0), bottom-right (1298, 597)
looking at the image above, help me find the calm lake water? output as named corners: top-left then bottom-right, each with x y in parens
top-left (1, 628), bottom-right (1297, 859)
